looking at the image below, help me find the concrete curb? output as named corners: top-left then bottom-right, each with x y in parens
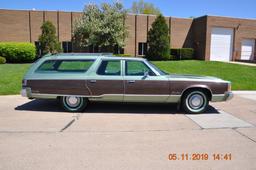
top-left (233, 91), bottom-right (256, 95)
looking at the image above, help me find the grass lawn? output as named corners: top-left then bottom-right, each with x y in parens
top-left (0, 64), bottom-right (31, 95)
top-left (154, 60), bottom-right (256, 90)
top-left (0, 60), bottom-right (255, 95)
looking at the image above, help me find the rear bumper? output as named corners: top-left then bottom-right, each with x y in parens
top-left (20, 87), bottom-right (33, 98)
top-left (211, 91), bottom-right (233, 102)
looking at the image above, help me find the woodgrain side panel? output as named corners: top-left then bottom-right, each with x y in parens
top-left (125, 80), bottom-right (170, 95)
top-left (86, 80), bottom-right (124, 96)
top-left (27, 80), bottom-right (91, 95)
top-left (170, 81), bottom-right (228, 95)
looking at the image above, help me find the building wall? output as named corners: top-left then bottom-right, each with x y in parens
top-left (0, 9), bottom-right (256, 60)
top-left (205, 16), bottom-right (256, 60)
top-left (0, 10), bottom-right (30, 42)
top-left (170, 17), bottom-right (193, 48)
top-left (30, 11), bottom-right (44, 42)
top-left (192, 16), bottom-right (207, 60)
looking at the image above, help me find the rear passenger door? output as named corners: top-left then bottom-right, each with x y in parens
top-left (86, 59), bottom-right (124, 101)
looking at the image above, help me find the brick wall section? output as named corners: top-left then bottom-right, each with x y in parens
top-left (205, 16), bottom-right (256, 60)
top-left (170, 17), bottom-right (193, 48)
top-left (135, 15), bottom-right (147, 56)
top-left (59, 12), bottom-right (71, 41)
top-left (30, 11), bottom-right (43, 42)
top-left (71, 12), bottom-right (82, 32)
top-left (0, 10), bottom-right (30, 42)
top-left (192, 16), bottom-right (207, 60)
top-left (124, 14), bottom-right (136, 56)
top-left (1, 9), bottom-right (256, 60)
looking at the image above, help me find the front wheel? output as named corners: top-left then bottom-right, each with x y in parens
top-left (60, 96), bottom-right (88, 112)
top-left (182, 90), bottom-right (209, 114)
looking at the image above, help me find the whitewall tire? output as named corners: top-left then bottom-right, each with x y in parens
top-left (60, 96), bottom-right (88, 112)
top-left (182, 90), bottom-right (209, 114)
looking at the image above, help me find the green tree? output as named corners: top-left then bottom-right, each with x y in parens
top-left (38, 21), bottom-right (61, 56)
top-left (73, 2), bottom-right (128, 53)
top-left (131, 0), bottom-right (161, 15)
top-left (146, 15), bottom-right (170, 60)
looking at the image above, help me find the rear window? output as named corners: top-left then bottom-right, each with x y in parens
top-left (36, 60), bottom-right (95, 72)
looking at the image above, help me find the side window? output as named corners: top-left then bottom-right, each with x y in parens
top-left (36, 60), bottom-right (94, 72)
top-left (37, 60), bottom-right (57, 71)
top-left (57, 60), bottom-right (94, 72)
top-left (97, 60), bottom-right (121, 76)
top-left (125, 61), bottom-right (155, 76)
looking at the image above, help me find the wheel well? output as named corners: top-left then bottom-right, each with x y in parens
top-left (181, 87), bottom-right (212, 101)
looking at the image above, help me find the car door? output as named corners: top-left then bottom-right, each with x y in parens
top-left (123, 60), bottom-right (169, 102)
top-left (86, 59), bottom-right (124, 102)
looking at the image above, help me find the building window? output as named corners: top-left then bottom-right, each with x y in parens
top-left (34, 41), bottom-right (42, 57)
top-left (138, 42), bottom-right (147, 55)
top-left (62, 41), bottom-right (72, 53)
top-left (114, 45), bottom-right (124, 54)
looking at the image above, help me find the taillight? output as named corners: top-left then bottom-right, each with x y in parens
top-left (22, 79), bottom-right (27, 86)
top-left (227, 83), bottom-right (231, 92)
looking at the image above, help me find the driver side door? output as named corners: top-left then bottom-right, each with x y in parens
top-left (123, 60), bottom-right (169, 102)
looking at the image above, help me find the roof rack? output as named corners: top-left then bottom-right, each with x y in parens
top-left (54, 53), bottom-right (113, 56)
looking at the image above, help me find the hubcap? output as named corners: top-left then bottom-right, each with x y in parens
top-left (65, 96), bottom-right (80, 108)
top-left (188, 94), bottom-right (204, 109)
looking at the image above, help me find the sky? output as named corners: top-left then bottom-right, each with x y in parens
top-left (0, 0), bottom-right (255, 19)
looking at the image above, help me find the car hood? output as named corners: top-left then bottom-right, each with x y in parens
top-left (165, 74), bottom-right (228, 83)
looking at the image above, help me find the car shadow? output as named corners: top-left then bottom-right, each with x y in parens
top-left (15, 99), bottom-right (220, 114)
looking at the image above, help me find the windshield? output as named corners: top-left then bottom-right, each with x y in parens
top-left (147, 61), bottom-right (168, 76)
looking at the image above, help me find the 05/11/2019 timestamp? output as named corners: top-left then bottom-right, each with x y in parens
top-left (168, 153), bottom-right (232, 161)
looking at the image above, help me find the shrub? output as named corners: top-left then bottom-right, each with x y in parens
top-left (113, 54), bottom-right (132, 57)
top-left (0, 42), bottom-right (36, 63)
top-left (146, 15), bottom-right (170, 61)
top-left (39, 21), bottom-right (61, 56)
top-left (171, 48), bottom-right (194, 60)
top-left (0, 56), bottom-right (6, 64)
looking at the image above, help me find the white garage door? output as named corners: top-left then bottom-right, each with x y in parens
top-left (241, 39), bottom-right (255, 60)
top-left (210, 27), bottom-right (234, 61)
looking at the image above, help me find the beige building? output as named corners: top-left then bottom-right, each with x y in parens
top-left (0, 9), bottom-right (256, 61)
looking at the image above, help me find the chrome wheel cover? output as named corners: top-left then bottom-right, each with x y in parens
top-left (65, 96), bottom-right (81, 108)
top-left (185, 91), bottom-right (207, 113)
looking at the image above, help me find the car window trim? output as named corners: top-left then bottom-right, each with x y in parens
top-left (124, 60), bottom-right (157, 76)
top-left (96, 59), bottom-right (122, 76)
top-left (35, 59), bottom-right (95, 73)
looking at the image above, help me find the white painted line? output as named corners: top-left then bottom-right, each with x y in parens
top-left (186, 111), bottom-right (254, 129)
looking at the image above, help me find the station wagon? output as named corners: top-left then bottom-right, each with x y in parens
top-left (21, 53), bottom-right (233, 113)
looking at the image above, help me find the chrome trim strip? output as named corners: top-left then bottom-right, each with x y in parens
top-left (211, 92), bottom-right (233, 102)
top-left (26, 92), bottom-right (182, 103)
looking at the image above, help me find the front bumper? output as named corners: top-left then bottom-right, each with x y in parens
top-left (211, 91), bottom-right (233, 102)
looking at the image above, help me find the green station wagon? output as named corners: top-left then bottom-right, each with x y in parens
top-left (21, 53), bottom-right (233, 113)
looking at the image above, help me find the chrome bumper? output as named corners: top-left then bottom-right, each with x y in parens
top-left (211, 91), bottom-right (233, 102)
top-left (20, 88), bottom-right (32, 98)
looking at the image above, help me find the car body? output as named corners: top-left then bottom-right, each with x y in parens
top-left (21, 53), bottom-right (233, 113)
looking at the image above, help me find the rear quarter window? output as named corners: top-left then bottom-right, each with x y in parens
top-left (36, 60), bottom-right (95, 72)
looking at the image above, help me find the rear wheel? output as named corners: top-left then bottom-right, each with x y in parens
top-left (182, 90), bottom-right (209, 114)
top-left (60, 96), bottom-right (88, 112)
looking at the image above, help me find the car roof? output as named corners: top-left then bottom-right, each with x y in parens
top-left (43, 53), bottom-right (146, 61)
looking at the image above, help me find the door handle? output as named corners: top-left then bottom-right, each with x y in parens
top-left (89, 79), bottom-right (97, 83)
top-left (128, 80), bottom-right (135, 83)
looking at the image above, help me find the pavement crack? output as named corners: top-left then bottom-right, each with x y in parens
top-left (60, 119), bottom-right (76, 132)
top-left (233, 128), bottom-right (256, 144)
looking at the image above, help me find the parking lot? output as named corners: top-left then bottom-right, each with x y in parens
top-left (0, 93), bottom-right (256, 170)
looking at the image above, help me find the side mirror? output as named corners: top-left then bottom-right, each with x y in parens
top-left (143, 71), bottom-right (149, 78)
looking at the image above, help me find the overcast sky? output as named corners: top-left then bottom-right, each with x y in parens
top-left (0, 0), bottom-right (255, 19)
